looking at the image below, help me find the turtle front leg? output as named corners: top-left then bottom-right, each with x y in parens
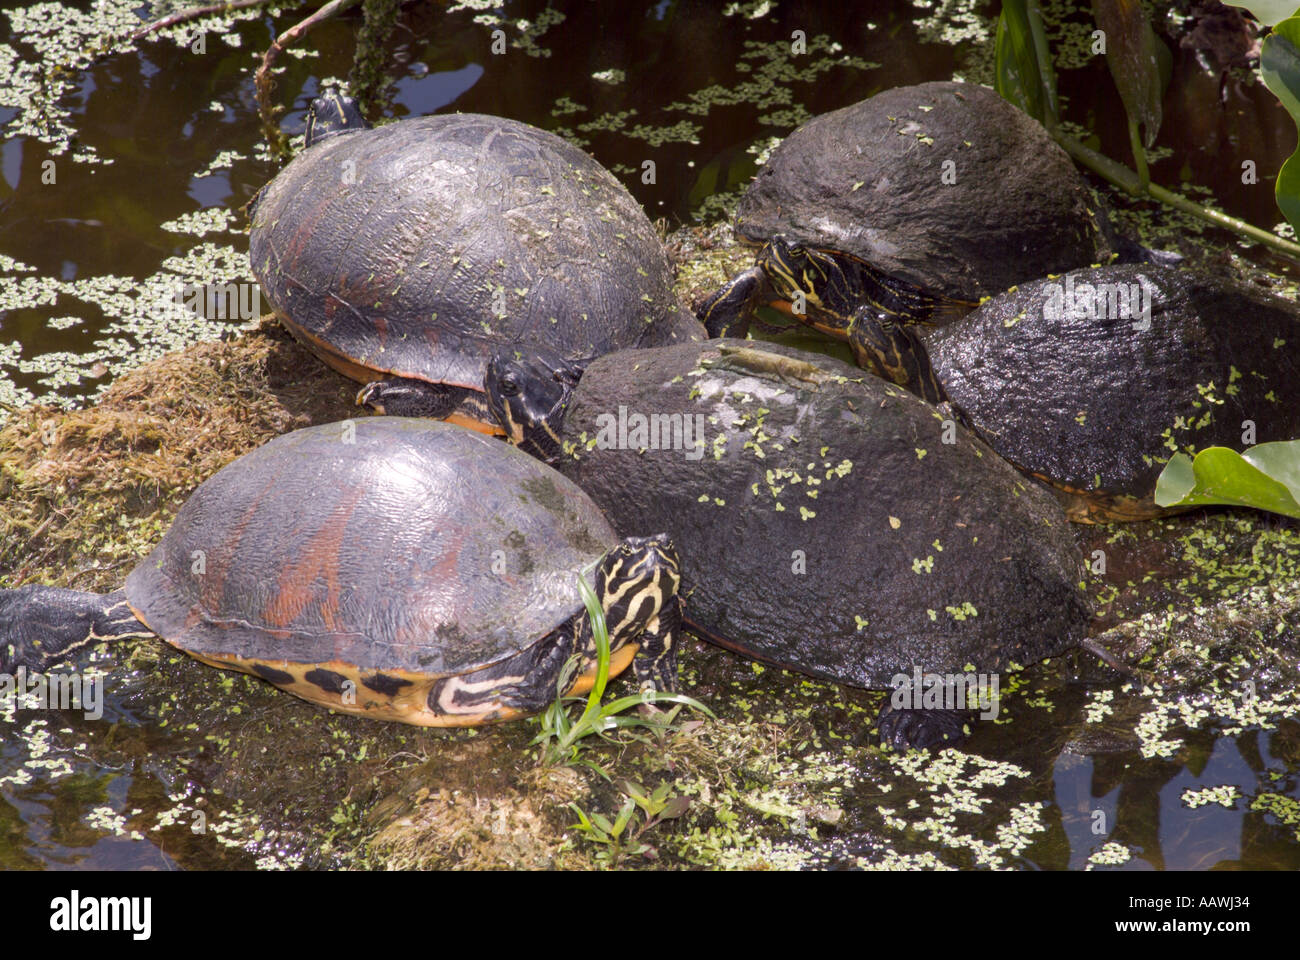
top-left (449, 629), bottom-right (577, 717)
top-left (697, 266), bottom-right (768, 339)
top-left (356, 378), bottom-right (496, 431)
top-left (0, 587), bottom-right (152, 673)
top-left (630, 595), bottom-right (682, 696)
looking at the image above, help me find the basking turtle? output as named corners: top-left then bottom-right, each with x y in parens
top-left (486, 339), bottom-right (1095, 748)
top-left (697, 81), bottom-right (1116, 361)
top-left (0, 419), bottom-right (682, 725)
top-left (866, 264), bottom-right (1300, 522)
top-left (249, 94), bottom-right (703, 432)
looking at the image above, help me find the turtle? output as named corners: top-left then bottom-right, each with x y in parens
top-left (696, 81), bottom-right (1123, 364)
top-left (0, 419), bottom-right (683, 726)
top-left (856, 263), bottom-right (1300, 522)
top-left (484, 338), bottom-right (1098, 748)
top-left (248, 93), bottom-right (703, 434)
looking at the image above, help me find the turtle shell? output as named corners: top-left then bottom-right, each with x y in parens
top-left (735, 82), bottom-right (1113, 302)
top-left (550, 339), bottom-right (1090, 687)
top-left (249, 113), bottom-right (702, 393)
top-left (123, 418), bottom-right (617, 679)
top-left (922, 264), bottom-right (1300, 519)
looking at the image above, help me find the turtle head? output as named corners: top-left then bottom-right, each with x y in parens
top-left (305, 88), bottom-right (369, 147)
top-left (591, 534), bottom-right (683, 694)
top-left (485, 347), bottom-right (585, 464)
top-left (759, 234), bottom-right (829, 304)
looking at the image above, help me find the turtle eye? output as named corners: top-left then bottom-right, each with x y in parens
top-left (499, 376), bottom-right (520, 397)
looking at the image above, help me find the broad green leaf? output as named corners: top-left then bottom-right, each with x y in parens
top-left (611, 797), bottom-right (637, 837)
top-left (994, 0), bottom-right (1058, 126)
top-left (1153, 441), bottom-right (1300, 519)
top-left (1261, 15), bottom-right (1300, 234)
top-left (1224, 1), bottom-right (1300, 25)
top-left (1092, 0), bottom-right (1165, 147)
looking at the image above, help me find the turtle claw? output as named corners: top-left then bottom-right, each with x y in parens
top-left (876, 705), bottom-right (973, 751)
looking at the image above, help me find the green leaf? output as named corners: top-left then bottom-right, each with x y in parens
top-left (1092, 0), bottom-right (1165, 148)
top-left (994, 0), bottom-right (1059, 126)
top-left (597, 691), bottom-right (717, 719)
top-left (611, 798), bottom-right (637, 838)
top-left (621, 780), bottom-right (650, 805)
top-left (1224, 1), bottom-right (1300, 26)
top-left (1261, 15), bottom-right (1300, 234)
top-left (1153, 441), bottom-right (1300, 519)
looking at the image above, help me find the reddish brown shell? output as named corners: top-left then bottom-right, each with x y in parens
top-left (124, 419), bottom-right (617, 676)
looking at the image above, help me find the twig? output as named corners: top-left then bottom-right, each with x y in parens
top-left (129, 1), bottom-right (273, 43)
top-left (1056, 131), bottom-right (1300, 261)
top-left (255, 0), bottom-right (361, 141)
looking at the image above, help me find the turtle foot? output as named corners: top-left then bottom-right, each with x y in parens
top-left (876, 705), bottom-right (972, 751)
top-left (356, 378), bottom-right (461, 418)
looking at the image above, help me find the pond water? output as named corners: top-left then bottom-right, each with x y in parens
top-left (1, 0), bottom-right (1298, 872)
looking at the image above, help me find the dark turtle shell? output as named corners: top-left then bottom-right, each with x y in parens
top-left (735, 81), bottom-right (1113, 303)
top-left (249, 113), bottom-right (702, 393)
top-left (922, 264), bottom-right (1300, 520)
top-left (549, 340), bottom-right (1090, 686)
top-left (124, 418), bottom-right (617, 677)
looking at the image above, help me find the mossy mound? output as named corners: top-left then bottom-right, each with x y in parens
top-left (0, 320), bottom-right (355, 591)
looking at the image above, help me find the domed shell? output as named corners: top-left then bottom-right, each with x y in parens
top-left (552, 340), bottom-right (1090, 687)
top-left (249, 113), bottom-right (702, 392)
top-left (923, 264), bottom-right (1300, 513)
top-left (736, 82), bottom-right (1112, 302)
top-left (124, 418), bottom-right (617, 676)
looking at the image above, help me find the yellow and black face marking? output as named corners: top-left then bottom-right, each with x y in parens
top-left (759, 235), bottom-right (976, 331)
top-left (590, 534), bottom-right (683, 696)
top-left (303, 88), bottom-right (368, 147)
top-left (698, 235), bottom-right (975, 353)
top-left (759, 238), bottom-right (827, 309)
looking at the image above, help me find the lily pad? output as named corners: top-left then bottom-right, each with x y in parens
top-left (1154, 440), bottom-right (1300, 519)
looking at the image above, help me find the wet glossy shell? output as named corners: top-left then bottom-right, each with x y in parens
top-left (923, 264), bottom-right (1300, 514)
top-left (736, 82), bottom-right (1112, 302)
top-left (249, 114), bottom-right (702, 391)
top-left (124, 418), bottom-right (617, 676)
top-left (552, 340), bottom-right (1090, 686)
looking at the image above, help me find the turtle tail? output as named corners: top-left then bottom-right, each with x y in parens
top-left (0, 587), bottom-right (152, 673)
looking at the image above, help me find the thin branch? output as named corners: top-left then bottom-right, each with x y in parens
top-left (129, 0), bottom-right (274, 43)
top-left (1056, 132), bottom-right (1300, 262)
top-left (255, 0), bottom-right (361, 139)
